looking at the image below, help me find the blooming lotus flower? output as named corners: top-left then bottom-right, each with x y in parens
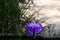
top-left (25, 22), bottom-right (43, 34)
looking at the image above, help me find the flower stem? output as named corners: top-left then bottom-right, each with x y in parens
top-left (33, 32), bottom-right (35, 40)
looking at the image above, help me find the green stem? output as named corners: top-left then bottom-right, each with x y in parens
top-left (33, 32), bottom-right (35, 40)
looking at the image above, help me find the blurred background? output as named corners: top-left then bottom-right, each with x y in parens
top-left (0, 0), bottom-right (60, 40)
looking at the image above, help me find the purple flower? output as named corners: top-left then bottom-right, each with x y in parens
top-left (25, 22), bottom-right (43, 34)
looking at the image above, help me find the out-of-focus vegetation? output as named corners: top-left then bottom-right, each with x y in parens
top-left (0, 0), bottom-right (24, 35)
top-left (0, 0), bottom-right (34, 36)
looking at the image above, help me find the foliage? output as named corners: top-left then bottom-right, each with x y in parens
top-left (0, 0), bottom-right (24, 34)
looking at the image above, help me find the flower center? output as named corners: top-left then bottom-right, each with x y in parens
top-left (31, 26), bottom-right (36, 33)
